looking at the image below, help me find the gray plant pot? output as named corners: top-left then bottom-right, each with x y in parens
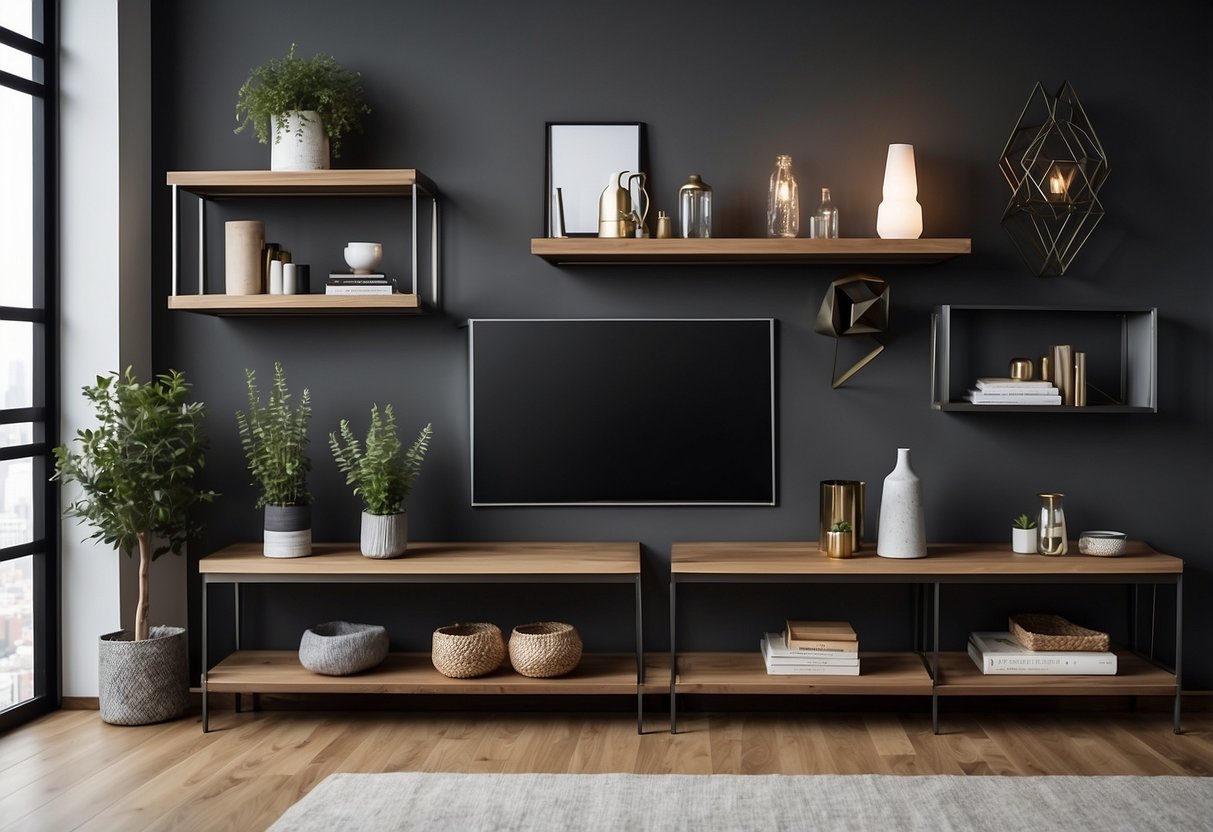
top-left (264, 503), bottom-right (312, 558)
top-left (98, 625), bottom-right (189, 726)
top-left (299, 621), bottom-right (389, 675)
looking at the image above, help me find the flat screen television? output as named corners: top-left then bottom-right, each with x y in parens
top-left (469, 318), bottom-right (776, 505)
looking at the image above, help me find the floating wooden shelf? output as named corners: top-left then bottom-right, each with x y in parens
top-left (531, 237), bottom-right (972, 265)
top-left (933, 651), bottom-right (1177, 697)
top-left (671, 652), bottom-right (932, 695)
top-left (167, 294), bottom-right (423, 316)
top-left (166, 168), bottom-right (437, 198)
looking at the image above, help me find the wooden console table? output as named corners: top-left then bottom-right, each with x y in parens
top-left (670, 541), bottom-right (1182, 734)
top-left (198, 541), bottom-right (645, 732)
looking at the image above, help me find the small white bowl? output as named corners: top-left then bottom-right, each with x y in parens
top-left (344, 242), bottom-right (383, 274)
top-left (1078, 530), bottom-right (1127, 557)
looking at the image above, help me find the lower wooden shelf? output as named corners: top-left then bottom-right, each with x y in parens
top-left (934, 650), bottom-right (1178, 696)
top-left (207, 650), bottom-right (647, 695)
top-left (168, 294), bottom-right (423, 315)
top-left (672, 652), bottom-right (932, 695)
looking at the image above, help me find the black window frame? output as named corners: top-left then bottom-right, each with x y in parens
top-left (0, 0), bottom-right (59, 733)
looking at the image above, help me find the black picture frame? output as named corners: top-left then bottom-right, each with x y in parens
top-left (544, 122), bottom-right (645, 237)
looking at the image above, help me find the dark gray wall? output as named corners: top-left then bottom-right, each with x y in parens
top-left (152, 1), bottom-right (1213, 686)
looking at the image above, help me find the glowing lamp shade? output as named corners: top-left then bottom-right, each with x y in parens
top-left (875, 143), bottom-right (923, 239)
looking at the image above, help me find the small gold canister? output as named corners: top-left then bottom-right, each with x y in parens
top-left (655, 211), bottom-right (673, 239)
top-left (1009, 357), bottom-right (1034, 381)
top-left (824, 529), bottom-right (855, 559)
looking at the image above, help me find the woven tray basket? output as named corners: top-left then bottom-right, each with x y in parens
top-left (1009, 613), bottom-right (1110, 652)
top-left (431, 623), bottom-right (505, 678)
top-left (508, 621), bottom-right (582, 678)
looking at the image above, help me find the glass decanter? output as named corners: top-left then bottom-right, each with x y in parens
top-left (812, 187), bottom-right (839, 238)
top-left (1037, 493), bottom-right (1067, 556)
top-left (767, 155), bottom-right (799, 238)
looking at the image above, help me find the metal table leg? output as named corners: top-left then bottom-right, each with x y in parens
top-left (932, 582), bottom-right (940, 735)
top-left (669, 578), bottom-right (678, 734)
top-left (1174, 573), bottom-right (1183, 734)
top-left (201, 579), bottom-right (209, 733)
top-left (234, 582), bottom-right (241, 714)
top-left (635, 574), bottom-right (644, 734)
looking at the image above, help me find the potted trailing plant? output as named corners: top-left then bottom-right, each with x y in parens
top-left (824, 520), bottom-right (855, 560)
top-left (1012, 512), bottom-right (1038, 554)
top-left (329, 404), bottom-right (432, 558)
top-left (53, 368), bottom-right (217, 725)
top-left (237, 362), bottom-right (313, 557)
top-left (234, 43), bottom-right (371, 171)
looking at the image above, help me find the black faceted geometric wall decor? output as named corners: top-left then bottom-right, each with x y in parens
top-left (998, 81), bottom-right (1109, 276)
top-left (815, 273), bottom-right (890, 389)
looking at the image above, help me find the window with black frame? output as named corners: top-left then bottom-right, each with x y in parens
top-left (0, 0), bottom-right (57, 731)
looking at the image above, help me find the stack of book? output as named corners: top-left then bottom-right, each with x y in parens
top-left (326, 274), bottom-right (397, 295)
top-left (967, 631), bottom-right (1117, 675)
top-left (965, 378), bottom-right (1061, 406)
top-left (759, 620), bottom-right (860, 676)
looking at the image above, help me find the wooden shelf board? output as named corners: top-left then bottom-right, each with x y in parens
top-left (166, 169), bottom-right (436, 198)
top-left (531, 237), bottom-right (971, 264)
top-left (936, 403), bottom-right (1155, 414)
top-left (168, 294), bottom-right (422, 316)
top-left (934, 651), bottom-right (1177, 696)
top-left (672, 652), bottom-right (932, 695)
top-left (671, 541), bottom-right (1181, 578)
top-left (207, 651), bottom-right (644, 695)
top-left (199, 541), bottom-right (642, 578)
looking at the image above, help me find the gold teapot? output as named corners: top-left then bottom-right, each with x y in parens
top-left (598, 171), bottom-right (650, 238)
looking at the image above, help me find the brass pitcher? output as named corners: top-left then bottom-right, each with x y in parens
top-left (598, 171), bottom-right (650, 238)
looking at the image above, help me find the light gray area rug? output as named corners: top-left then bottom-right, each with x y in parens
top-left (268, 772), bottom-right (1213, 831)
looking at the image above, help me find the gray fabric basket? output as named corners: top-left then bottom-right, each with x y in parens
top-left (299, 621), bottom-right (389, 676)
top-left (98, 625), bottom-right (189, 726)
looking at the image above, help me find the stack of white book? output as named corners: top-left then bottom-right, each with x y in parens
top-left (326, 274), bottom-right (397, 295)
top-left (965, 378), bottom-right (1061, 405)
top-left (967, 631), bottom-right (1117, 675)
top-left (760, 620), bottom-right (860, 676)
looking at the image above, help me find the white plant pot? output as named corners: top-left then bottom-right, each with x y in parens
top-left (1012, 526), bottom-right (1038, 554)
top-left (360, 511), bottom-right (408, 559)
top-left (270, 110), bottom-right (330, 171)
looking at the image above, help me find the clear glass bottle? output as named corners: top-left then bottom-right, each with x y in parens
top-left (812, 187), bottom-right (839, 239)
top-left (1038, 493), bottom-right (1068, 556)
top-left (767, 155), bottom-right (799, 238)
top-left (678, 174), bottom-right (712, 238)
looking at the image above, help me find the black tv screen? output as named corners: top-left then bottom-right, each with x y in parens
top-left (469, 319), bottom-right (776, 505)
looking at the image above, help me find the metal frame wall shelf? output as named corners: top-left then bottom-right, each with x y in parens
top-left (999, 81), bottom-right (1108, 277)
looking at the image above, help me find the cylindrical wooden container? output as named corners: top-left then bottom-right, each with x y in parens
top-left (225, 220), bottom-right (264, 295)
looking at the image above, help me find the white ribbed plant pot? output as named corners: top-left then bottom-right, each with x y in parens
top-left (1012, 527), bottom-right (1037, 555)
top-left (877, 447), bottom-right (927, 558)
top-left (264, 504), bottom-right (312, 558)
top-left (360, 511), bottom-right (408, 559)
top-left (270, 110), bottom-right (330, 171)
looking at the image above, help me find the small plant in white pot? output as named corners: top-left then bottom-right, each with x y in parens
top-left (237, 362), bottom-right (313, 557)
top-left (234, 43), bottom-right (371, 171)
top-left (53, 369), bottom-right (217, 725)
top-left (1012, 512), bottom-right (1038, 554)
top-left (329, 404), bottom-right (432, 559)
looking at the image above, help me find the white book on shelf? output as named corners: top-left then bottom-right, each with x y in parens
top-left (976, 378), bottom-right (1056, 390)
top-left (966, 391), bottom-right (1062, 405)
top-left (762, 649), bottom-right (861, 676)
top-left (967, 632), bottom-right (1116, 675)
top-left (325, 285), bottom-right (397, 296)
top-left (760, 635), bottom-right (860, 666)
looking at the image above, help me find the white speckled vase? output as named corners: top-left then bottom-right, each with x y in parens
top-left (877, 447), bottom-right (927, 558)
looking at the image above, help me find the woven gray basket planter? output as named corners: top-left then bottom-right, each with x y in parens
top-left (299, 621), bottom-right (389, 676)
top-left (98, 625), bottom-right (189, 726)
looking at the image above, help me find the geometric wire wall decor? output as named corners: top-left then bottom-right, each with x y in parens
top-left (998, 81), bottom-right (1109, 276)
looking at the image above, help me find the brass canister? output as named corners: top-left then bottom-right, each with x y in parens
top-left (824, 531), bottom-right (854, 559)
top-left (819, 480), bottom-right (864, 554)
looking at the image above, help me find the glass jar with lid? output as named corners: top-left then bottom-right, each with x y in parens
top-left (1037, 493), bottom-right (1068, 556)
top-left (678, 174), bottom-right (712, 238)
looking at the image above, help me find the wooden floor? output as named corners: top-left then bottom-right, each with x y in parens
top-left (3, 707), bottom-right (1213, 831)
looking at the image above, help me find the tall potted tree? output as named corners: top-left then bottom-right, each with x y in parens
top-left (234, 43), bottom-right (371, 171)
top-left (53, 368), bottom-right (216, 725)
top-left (237, 362), bottom-right (313, 557)
top-left (329, 404), bottom-right (431, 558)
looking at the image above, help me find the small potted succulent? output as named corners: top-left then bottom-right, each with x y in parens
top-left (237, 362), bottom-right (313, 557)
top-left (329, 403), bottom-right (432, 558)
top-left (234, 43), bottom-right (371, 171)
top-left (53, 369), bottom-right (217, 724)
top-left (824, 520), bottom-right (855, 559)
top-left (1012, 512), bottom-right (1038, 554)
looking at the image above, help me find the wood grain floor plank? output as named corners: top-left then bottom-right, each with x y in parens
top-left (568, 715), bottom-right (642, 773)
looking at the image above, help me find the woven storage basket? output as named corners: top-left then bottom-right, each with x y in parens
top-left (431, 623), bottom-right (505, 678)
top-left (508, 621), bottom-right (582, 678)
top-left (1009, 613), bottom-right (1110, 652)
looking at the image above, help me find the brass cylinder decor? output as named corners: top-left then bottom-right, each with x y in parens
top-left (224, 220), bottom-right (264, 295)
top-left (1074, 351), bottom-right (1087, 407)
top-left (824, 530), bottom-right (854, 559)
top-left (819, 480), bottom-right (864, 554)
top-left (1009, 357), bottom-right (1034, 381)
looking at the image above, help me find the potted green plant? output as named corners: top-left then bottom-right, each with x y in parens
top-left (329, 404), bottom-right (432, 558)
top-left (53, 368), bottom-right (217, 725)
top-left (824, 520), bottom-right (854, 559)
top-left (234, 43), bottom-right (371, 171)
top-left (237, 362), bottom-right (313, 557)
top-left (1012, 512), bottom-right (1038, 554)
